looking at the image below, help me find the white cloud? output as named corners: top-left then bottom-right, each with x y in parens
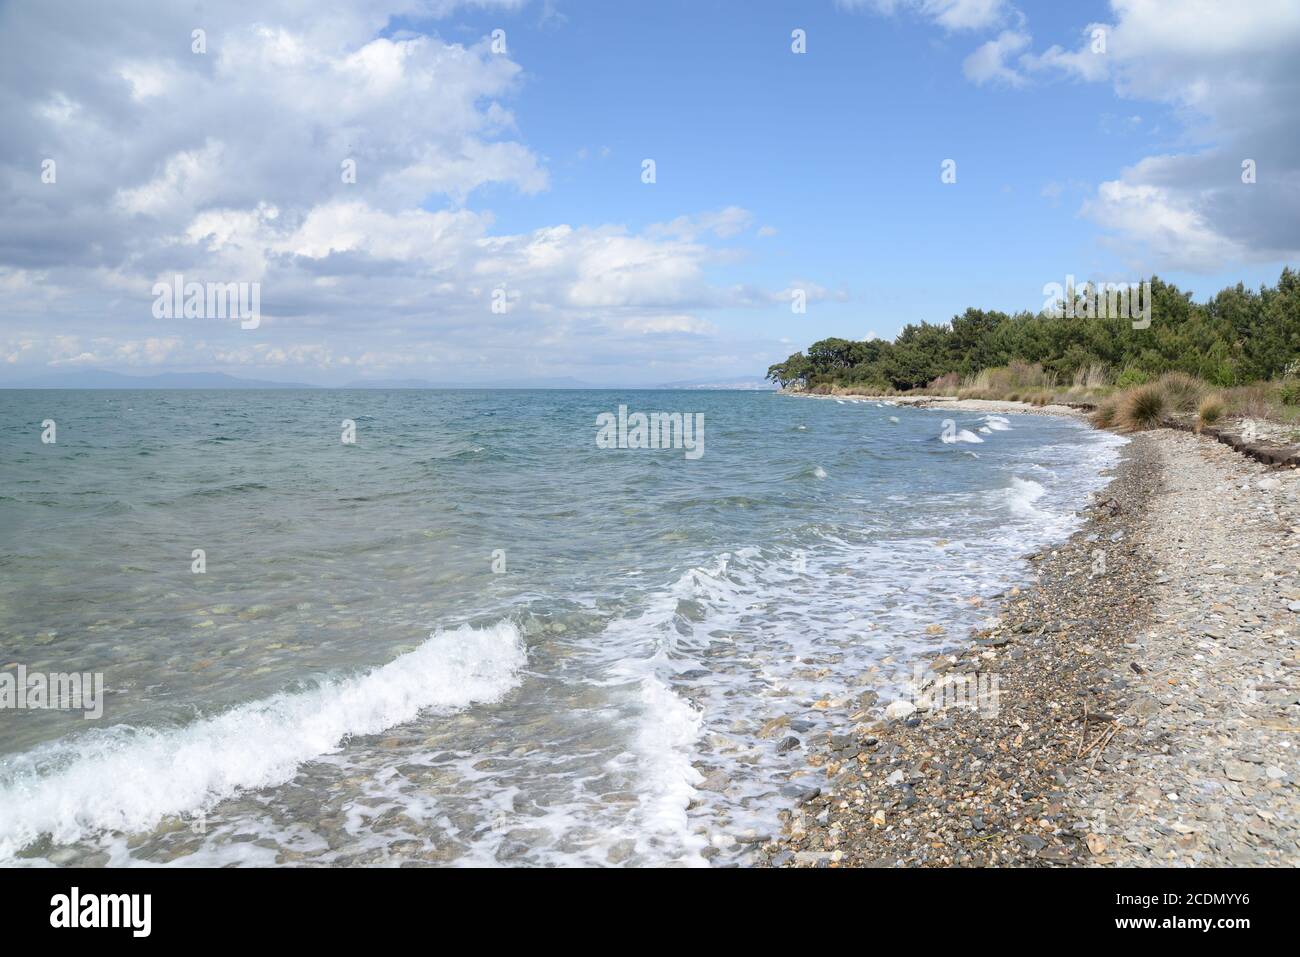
top-left (646, 207), bottom-right (754, 242)
top-left (1020, 24), bottom-right (1110, 82)
top-left (619, 315), bottom-right (717, 336)
top-left (1055, 1), bottom-right (1300, 271)
top-left (0, 1), bottom-right (775, 381)
top-left (962, 30), bottom-right (1030, 86)
top-left (916, 0), bottom-right (1300, 271)
top-left (117, 141), bottom-right (229, 217)
top-left (836, 0), bottom-right (1010, 32)
top-left (1080, 178), bottom-right (1249, 271)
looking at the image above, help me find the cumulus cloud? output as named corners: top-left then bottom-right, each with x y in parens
top-left (1019, 24), bottom-right (1110, 83)
top-left (836, 0), bottom-right (1010, 32)
top-left (913, 0), bottom-right (1300, 272)
top-left (1048, 0), bottom-right (1300, 271)
top-left (0, 1), bottom-right (769, 381)
top-left (962, 30), bottom-right (1030, 86)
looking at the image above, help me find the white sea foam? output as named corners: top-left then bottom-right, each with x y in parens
top-left (0, 621), bottom-right (527, 861)
top-left (628, 673), bottom-right (707, 864)
top-left (497, 421), bottom-right (1128, 865)
top-left (812, 465), bottom-right (828, 479)
top-left (981, 415), bottom-right (1012, 431)
top-left (942, 428), bottom-right (984, 444)
top-left (1006, 476), bottom-right (1048, 518)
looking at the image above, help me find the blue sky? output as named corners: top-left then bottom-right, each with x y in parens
top-left (1, 0), bottom-right (1297, 384)
top-left (453, 0), bottom-right (1291, 334)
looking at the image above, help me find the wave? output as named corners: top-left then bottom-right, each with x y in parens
top-left (177, 482), bottom-right (270, 500)
top-left (1005, 476), bottom-right (1048, 519)
top-left (0, 621), bottom-right (527, 861)
top-left (628, 673), bottom-right (707, 864)
top-left (941, 428), bottom-right (984, 444)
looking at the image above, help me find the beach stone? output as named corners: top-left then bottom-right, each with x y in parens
top-left (760, 426), bottom-right (1300, 872)
top-left (1224, 761), bottom-right (1260, 783)
top-left (780, 784), bottom-right (820, 805)
top-left (884, 700), bottom-right (916, 721)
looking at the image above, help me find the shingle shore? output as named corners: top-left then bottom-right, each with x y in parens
top-left (761, 429), bottom-right (1299, 867)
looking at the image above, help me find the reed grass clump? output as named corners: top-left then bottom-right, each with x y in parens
top-left (1092, 395), bottom-right (1121, 429)
top-left (1197, 394), bottom-right (1225, 430)
top-left (1118, 383), bottom-right (1167, 430)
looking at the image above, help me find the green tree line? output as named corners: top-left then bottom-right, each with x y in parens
top-left (767, 269), bottom-right (1300, 391)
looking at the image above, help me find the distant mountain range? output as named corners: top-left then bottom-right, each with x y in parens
top-left (1, 369), bottom-right (777, 391)
top-left (341, 376), bottom-right (598, 390)
top-left (653, 378), bottom-right (777, 391)
top-left (2, 369), bottom-right (317, 389)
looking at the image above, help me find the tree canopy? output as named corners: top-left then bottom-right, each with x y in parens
top-left (767, 269), bottom-right (1300, 391)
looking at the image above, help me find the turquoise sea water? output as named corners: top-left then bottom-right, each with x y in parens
top-left (0, 389), bottom-right (1123, 866)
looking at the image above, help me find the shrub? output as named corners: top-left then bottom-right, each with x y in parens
top-left (1281, 380), bottom-right (1300, 407)
top-left (1156, 371), bottom-right (1205, 413)
top-left (1115, 366), bottom-right (1150, 388)
top-left (1092, 396), bottom-right (1120, 429)
top-left (1197, 395), bottom-right (1225, 430)
top-left (1119, 383), bottom-right (1167, 430)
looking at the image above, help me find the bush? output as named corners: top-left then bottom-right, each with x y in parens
top-left (1197, 395), bottom-right (1225, 430)
top-left (1155, 371), bottom-right (1206, 413)
top-left (1119, 383), bottom-right (1167, 430)
top-left (1281, 380), bottom-right (1300, 407)
top-left (1115, 366), bottom-right (1151, 388)
top-left (1092, 396), bottom-right (1120, 429)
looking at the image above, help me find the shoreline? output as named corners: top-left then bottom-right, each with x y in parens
top-left (783, 390), bottom-right (1088, 417)
top-left (757, 420), bottom-right (1299, 867)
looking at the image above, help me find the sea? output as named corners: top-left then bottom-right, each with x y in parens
top-left (0, 389), bottom-right (1125, 866)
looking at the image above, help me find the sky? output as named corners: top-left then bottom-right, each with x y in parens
top-left (1, 0), bottom-right (1297, 385)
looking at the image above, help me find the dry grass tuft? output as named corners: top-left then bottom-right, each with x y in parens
top-left (1196, 394), bottom-right (1225, 431)
top-left (1155, 371), bottom-right (1206, 413)
top-left (1092, 395), bottom-right (1121, 429)
top-left (1118, 383), bottom-right (1167, 430)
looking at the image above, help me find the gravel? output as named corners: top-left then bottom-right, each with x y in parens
top-left (759, 429), bottom-right (1299, 868)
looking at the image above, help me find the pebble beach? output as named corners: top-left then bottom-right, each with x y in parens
top-left (760, 424), bottom-right (1300, 868)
